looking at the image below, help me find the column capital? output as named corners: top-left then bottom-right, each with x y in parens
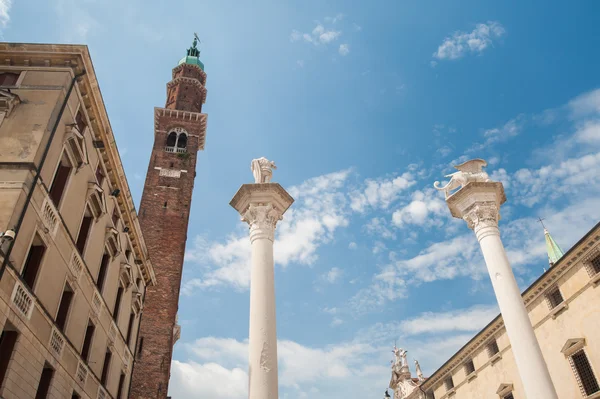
top-left (230, 182), bottom-right (294, 242)
top-left (242, 203), bottom-right (283, 242)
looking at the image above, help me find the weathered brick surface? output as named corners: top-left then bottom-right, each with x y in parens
top-left (129, 63), bottom-right (206, 399)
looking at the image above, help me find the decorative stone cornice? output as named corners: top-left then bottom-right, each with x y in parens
top-left (154, 107), bottom-right (207, 150)
top-left (171, 63), bottom-right (207, 85)
top-left (242, 203), bottom-right (283, 242)
top-left (166, 76), bottom-right (207, 104)
top-left (0, 43), bottom-right (156, 286)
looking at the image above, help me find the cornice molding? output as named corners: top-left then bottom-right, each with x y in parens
top-left (0, 43), bottom-right (156, 286)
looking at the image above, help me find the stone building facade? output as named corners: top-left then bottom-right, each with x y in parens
top-left (402, 222), bottom-right (600, 399)
top-left (0, 43), bottom-right (156, 399)
top-left (129, 39), bottom-right (207, 399)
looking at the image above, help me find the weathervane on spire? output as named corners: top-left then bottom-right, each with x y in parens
top-left (537, 217), bottom-right (547, 230)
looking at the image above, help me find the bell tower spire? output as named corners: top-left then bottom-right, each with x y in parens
top-left (539, 218), bottom-right (564, 267)
top-left (130, 35), bottom-right (208, 399)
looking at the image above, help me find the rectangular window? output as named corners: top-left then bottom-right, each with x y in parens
top-left (116, 372), bottom-right (126, 399)
top-left (590, 255), bottom-right (600, 275)
top-left (49, 154), bottom-right (72, 206)
top-left (126, 312), bottom-right (135, 345)
top-left (0, 325), bottom-right (19, 390)
top-left (444, 376), bottom-right (454, 391)
top-left (100, 348), bottom-right (112, 386)
top-left (97, 253), bottom-right (110, 293)
top-left (547, 286), bottom-right (564, 309)
top-left (112, 207), bottom-right (119, 227)
top-left (81, 320), bottom-right (95, 362)
top-left (503, 393), bottom-right (514, 399)
top-left (55, 283), bottom-right (74, 332)
top-left (571, 349), bottom-right (600, 396)
top-left (464, 359), bottom-right (475, 375)
top-left (113, 286), bottom-right (124, 322)
top-left (35, 363), bottom-right (54, 399)
top-left (95, 163), bottom-right (105, 187)
top-left (137, 337), bottom-right (144, 359)
top-left (487, 340), bottom-right (500, 357)
top-left (0, 72), bottom-right (19, 87)
top-left (75, 109), bottom-right (87, 133)
top-left (76, 208), bottom-right (93, 255)
top-left (22, 235), bottom-right (46, 290)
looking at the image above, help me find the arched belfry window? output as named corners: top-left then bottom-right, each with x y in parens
top-left (164, 128), bottom-right (188, 153)
top-left (166, 132), bottom-right (177, 147)
top-left (176, 134), bottom-right (187, 149)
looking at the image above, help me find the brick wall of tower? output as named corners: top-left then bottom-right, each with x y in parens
top-left (130, 62), bottom-right (206, 399)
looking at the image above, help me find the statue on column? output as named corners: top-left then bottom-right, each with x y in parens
top-left (434, 158), bottom-right (490, 198)
top-left (251, 157), bottom-right (277, 183)
top-left (415, 360), bottom-right (425, 382)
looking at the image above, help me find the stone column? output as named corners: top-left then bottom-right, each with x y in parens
top-left (443, 177), bottom-right (558, 399)
top-left (230, 170), bottom-right (294, 399)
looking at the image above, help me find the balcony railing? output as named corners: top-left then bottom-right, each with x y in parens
top-left (41, 198), bottom-right (59, 237)
top-left (49, 327), bottom-right (65, 358)
top-left (11, 281), bottom-right (34, 319)
top-left (164, 146), bottom-right (187, 154)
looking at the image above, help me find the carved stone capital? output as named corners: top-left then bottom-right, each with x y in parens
top-left (242, 203), bottom-right (283, 242)
top-left (463, 202), bottom-right (500, 240)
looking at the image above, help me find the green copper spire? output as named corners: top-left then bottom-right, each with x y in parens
top-left (178, 33), bottom-right (204, 70)
top-left (539, 218), bottom-right (564, 267)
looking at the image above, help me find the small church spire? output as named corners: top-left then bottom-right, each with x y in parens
top-left (538, 218), bottom-right (564, 267)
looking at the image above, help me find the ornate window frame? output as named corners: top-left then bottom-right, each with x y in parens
top-left (164, 127), bottom-right (189, 153)
top-left (496, 383), bottom-right (514, 398)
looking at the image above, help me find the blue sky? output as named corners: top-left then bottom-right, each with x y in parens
top-left (4, 1), bottom-right (600, 397)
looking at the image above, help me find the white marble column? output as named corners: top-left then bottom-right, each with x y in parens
top-left (440, 169), bottom-right (558, 399)
top-left (243, 204), bottom-right (282, 399)
top-left (230, 159), bottom-right (294, 399)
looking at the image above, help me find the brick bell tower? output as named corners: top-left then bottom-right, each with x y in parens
top-left (130, 36), bottom-right (207, 399)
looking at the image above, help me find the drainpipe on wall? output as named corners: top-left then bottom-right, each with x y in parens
top-left (0, 70), bottom-right (86, 280)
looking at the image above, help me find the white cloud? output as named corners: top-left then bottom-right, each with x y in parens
top-left (510, 151), bottom-right (600, 207)
top-left (291, 23), bottom-right (341, 46)
top-left (364, 217), bottom-right (396, 240)
top-left (574, 120), bottom-right (600, 144)
top-left (348, 242), bottom-right (357, 250)
top-left (330, 317), bottom-right (344, 327)
top-left (172, 336), bottom-right (386, 399)
top-left (323, 267), bottom-right (343, 283)
top-left (399, 305), bottom-right (498, 335)
top-left (433, 21), bottom-right (505, 61)
top-left (568, 88), bottom-right (600, 119)
top-left (352, 22), bottom-right (362, 32)
top-left (0, 0), bottom-right (11, 28)
top-left (350, 172), bottom-right (416, 213)
top-left (170, 360), bottom-right (247, 399)
top-left (184, 170), bottom-right (351, 292)
top-left (325, 13), bottom-right (344, 24)
top-left (391, 189), bottom-right (447, 228)
top-left (339, 44), bottom-right (350, 56)
top-left (466, 115), bottom-right (525, 153)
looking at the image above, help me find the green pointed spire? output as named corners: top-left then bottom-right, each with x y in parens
top-left (544, 227), bottom-right (564, 267)
top-left (178, 33), bottom-right (204, 70)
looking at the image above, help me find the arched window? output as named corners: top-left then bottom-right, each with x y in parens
top-left (176, 133), bottom-right (187, 149)
top-left (166, 132), bottom-right (177, 147)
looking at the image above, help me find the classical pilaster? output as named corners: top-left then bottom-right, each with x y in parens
top-left (439, 164), bottom-right (558, 399)
top-left (230, 166), bottom-right (294, 399)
